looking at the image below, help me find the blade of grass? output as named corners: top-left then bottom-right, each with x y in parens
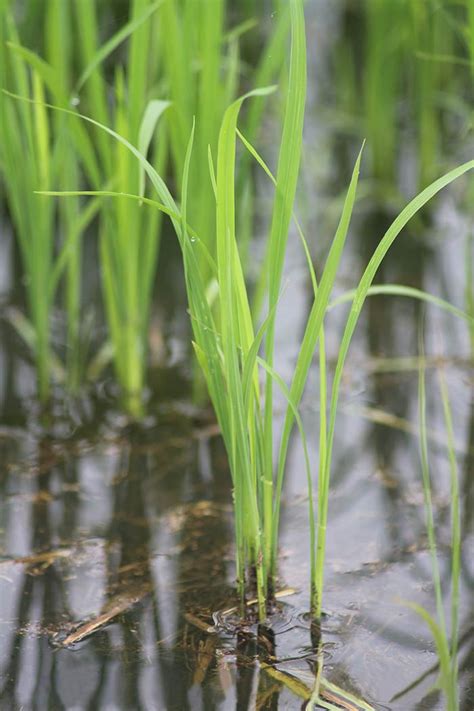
top-left (437, 368), bottom-right (461, 703)
top-left (330, 284), bottom-right (474, 325)
top-left (272, 146), bottom-right (363, 584)
top-left (74, 0), bottom-right (163, 93)
top-left (263, 0), bottom-right (307, 577)
top-left (138, 99), bottom-right (171, 199)
top-left (316, 158), bottom-right (474, 618)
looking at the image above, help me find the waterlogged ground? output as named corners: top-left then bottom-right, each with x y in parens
top-left (1, 178), bottom-right (474, 709)
top-left (0, 339), bottom-right (473, 710)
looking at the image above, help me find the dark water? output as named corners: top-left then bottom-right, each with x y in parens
top-left (0, 353), bottom-right (473, 710)
top-left (1, 2), bottom-right (474, 710)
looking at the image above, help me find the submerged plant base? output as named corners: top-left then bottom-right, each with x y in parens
top-left (5, 540), bottom-right (369, 710)
top-left (120, 387), bottom-right (145, 420)
top-left (2, 388), bottom-right (472, 708)
top-left (184, 600), bottom-right (374, 711)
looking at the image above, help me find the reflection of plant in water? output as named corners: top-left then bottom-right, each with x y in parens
top-left (0, 440), bottom-right (70, 708)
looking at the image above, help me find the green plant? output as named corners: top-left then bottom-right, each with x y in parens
top-left (336, 0), bottom-right (471, 195)
top-left (28, 0), bottom-right (320, 614)
top-left (2, 0), bottom-right (290, 415)
top-left (0, 1), bottom-right (99, 401)
top-left (74, 0), bottom-right (167, 418)
top-left (24, 1), bottom-right (474, 625)
top-left (403, 340), bottom-right (462, 710)
top-left (0, 0), bottom-right (162, 408)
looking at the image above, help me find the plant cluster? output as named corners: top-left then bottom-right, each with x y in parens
top-left (335, 0), bottom-right (473, 191)
top-left (0, 0), bottom-right (288, 415)
top-left (0, 1), bottom-right (472, 708)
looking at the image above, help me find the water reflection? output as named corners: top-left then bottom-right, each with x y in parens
top-left (0, 438), bottom-right (67, 708)
top-left (0, 419), bottom-right (234, 708)
top-left (0, 336), bottom-right (473, 707)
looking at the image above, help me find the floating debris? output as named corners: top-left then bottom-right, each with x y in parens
top-left (53, 583), bottom-right (152, 648)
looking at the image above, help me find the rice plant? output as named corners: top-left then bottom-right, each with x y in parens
top-left (337, 0), bottom-right (472, 193)
top-left (0, 1), bottom-right (96, 401)
top-left (405, 341), bottom-right (462, 710)
top-left (2, 0), bottom-right (289, 415)
top-left (0, 0), bottom-right (159, 408)
top-left (73, 0), bottom-right (168, 418)
top-left (24, 0), bottom-right (474, 624)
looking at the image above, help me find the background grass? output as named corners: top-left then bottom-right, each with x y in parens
top-left (0, 0), bottom-right (290, 415)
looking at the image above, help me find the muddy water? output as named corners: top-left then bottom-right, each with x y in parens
top-left (1, 2), bottom-right (474, 709)
top-left (1, 268), bottom-right (473, 711)
top-left (0, 357), bottom-right (473, 710)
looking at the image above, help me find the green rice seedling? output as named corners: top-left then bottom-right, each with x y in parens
top-left (337, 0), bottom-right (470, 195)
top-left (409, 0), bottom-right (441, 188)
top-left (0, 71), bottom-right (53, 402)
top-left (1, 1), bottom-right (152, 402)
top-left (155, 0), bottom-right (291, 402)
top-left (28, 0), bottom-right (474, 625)
top-left (75, 0), bottom-right (288, 414)
top-left (404, 341), bottom-right (462, 710)
top-left (73, 0), bottom-right (167, 418)
top-left (4, 0), bottom-right (289, 415)
top-left (158, 0), bottom-right (290, 280)
top-left (363, 0), bottom-right (404, 186)
top-left (44, 0), bottom-right (87, 390)
top-left (158, 0), bottom-right (223, 283)
top-left (310, 159), bottom-right (473, 618)
top-left (31, 0), bottom-right (320, 614)
top-left (5, 0), bottom-right (168, 415)
top-left (0, 2), bottom-right (95, 401)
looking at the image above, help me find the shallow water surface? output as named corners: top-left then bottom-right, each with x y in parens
top-left (0, 352), bottom-right (473, 710)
